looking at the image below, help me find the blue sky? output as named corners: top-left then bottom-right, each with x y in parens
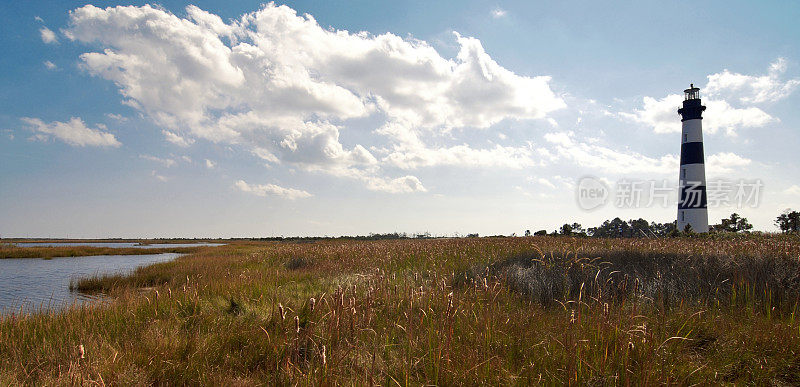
top-left (1, 1), bottom-right (799, 238)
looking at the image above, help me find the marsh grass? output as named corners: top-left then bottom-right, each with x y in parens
top-left (458, 249), bottom-right (800, 311)
top-left (2, 236), bottom-right (800, 384)
top-left (0, 246), bottom-right (198, 259)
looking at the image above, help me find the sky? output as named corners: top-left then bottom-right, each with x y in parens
top-left (1, 0), bottom-right (799, 238)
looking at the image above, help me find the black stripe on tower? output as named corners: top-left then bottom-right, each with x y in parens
top-left (679, 142), bottom-right (705, 165)
top-left (678, 99), bottom-right (706, 121)
top-left (678, 185), bottom-right (708, 209)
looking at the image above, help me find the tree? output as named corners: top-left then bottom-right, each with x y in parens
top-left (559, 223), bottom-right (586, 236)
top-left (524, 230), bottom-right (531, 237)
top-left (712, 213), bottom-right (753, 233)
top-left (651, 221), bottom-right (677, 237)
top-left (776, 210), bottom-right (800, 233)
top-left (628, 218), bottom-right (652, 237)
top-left (533, 230), bottom-right (547, 236)
top-left (587, 218), bottom-right (628, 238)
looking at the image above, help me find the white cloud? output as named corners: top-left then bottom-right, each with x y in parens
top-left (65, 4), bottom-right (564, 191)
top-left (535, 177), bottom-right (556, 189)
top-left (378, 121), bottom-right (539, 169)
top-left (34, 16), bottom-right (44, 23)
top-left (706, 58), bottom-right (800, 104)
top-left (543, 131), bottom-right (678, 174)
top-left (106, 113), bottom-right (127, 121)
top-left (704, 99), bottom-right (775, 136)
top-left (620, 59), bottom-right (793, 136)
top-left (706, 152), bottom-right (751, 175)
top-left (140, 154), bottom-right (176, 167)
top-left (43, 61), bottom-right (57, 70)
top-left (541, 129), bottom-right (754, 179)
top-left (491, 8), bottom-right (507, 18)
top-left (21, 117), bottom-right (120, 147)
top-left (234, 179), bottom-right (312, 199)
top-left (205, 159), bottom-right (216, 169)
top-left (783, 185), bottom-right (800, 195)
top-left (162, 130), bottom-right (195, 147)
top-left (151, 170), bottom-right (169, 182)
top-left (39, 27), bottom-right (58, 44)
top-left (364, 175), bottom-right (426, 193)
top-left (620, 94), bottom-right (774, 136)
top-left (543, 131), bottom-right (572, 146)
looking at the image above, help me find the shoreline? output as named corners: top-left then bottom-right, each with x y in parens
top-left (0, 246), bottom-right (201, 259)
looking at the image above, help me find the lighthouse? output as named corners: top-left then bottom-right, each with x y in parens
top-left (677, 84), bottom-right (709, 233)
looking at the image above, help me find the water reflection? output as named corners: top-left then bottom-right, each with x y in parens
top-left (0, 253), bottom-right (180, 314)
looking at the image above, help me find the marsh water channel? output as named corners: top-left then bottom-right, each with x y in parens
top-left (0, 243), bottom-right (221, 314)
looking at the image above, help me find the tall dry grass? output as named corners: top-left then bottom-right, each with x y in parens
top-left (0, 246), bottom-right (199, 259)
top-left (1, 235), bottom-right (800, 384)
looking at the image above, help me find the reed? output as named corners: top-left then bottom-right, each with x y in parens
top-left (1, 235), bottom-right (800, 384)
top-left (0, 246), bottom-right (199, 259)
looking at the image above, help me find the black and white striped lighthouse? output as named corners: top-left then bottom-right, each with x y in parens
top-left (677, 84), bottom-right (709, 233)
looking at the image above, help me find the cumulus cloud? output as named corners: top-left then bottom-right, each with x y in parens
top-left (205, 159), bottom-right (216, 169)
top-left (21, 117), bottom-right (121, 147)
top-left (234, 179), bottom-right (312, 199)
top-left (43, 61), bottom-right (57, 70)
top-left (543, 131), bottom-right (677, 174)
top-left (542, 131), bottom-right (754, 178)
top-left (706, 152), bottom-right (752, 175)
top-left (64, 3), bottom-right (564, 192)
top-left (621, 94), bottom-right (774, 136)
top-left (534, 177), bottom-right (556, 189)
top-left (783, 185), bottom-right (800, 195)
top-left (377, 121), bottom-right (539, 169)
top-left (105, 113), bottom-right (127, 121)
top-left (39, 27), bottom-right (58, 44)
top-left (621, 59), bottom-right (794, 136)
top-left (706, 58), bottom-right (800, 104)
top-left (140, 154), bottom-right (176, 167)
top-left (162, 130), bottom-right (195, 147)
top-left (364, 175), bottom-right (427, 193)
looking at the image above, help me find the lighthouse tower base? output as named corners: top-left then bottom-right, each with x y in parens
top-left (678, 208), bottom-right (709, 233)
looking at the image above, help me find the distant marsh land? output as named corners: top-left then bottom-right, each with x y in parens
top-left (0, 245), bottom-right (199, 259)
top-left (2, 235), bottom-right (800, 384)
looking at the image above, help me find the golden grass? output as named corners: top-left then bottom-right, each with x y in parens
top-left (1, 235), bottom-right (800, 384)
top-left (0, 246), bottom-right (200, 259)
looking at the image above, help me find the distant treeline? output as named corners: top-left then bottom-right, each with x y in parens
top-left (533, 209), bottom-right (800, 238)
top-left (3, 210), bottom-right (797, 243)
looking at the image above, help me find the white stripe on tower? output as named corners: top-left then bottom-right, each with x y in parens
top-left (677, 84), bottom-right (709, 233)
